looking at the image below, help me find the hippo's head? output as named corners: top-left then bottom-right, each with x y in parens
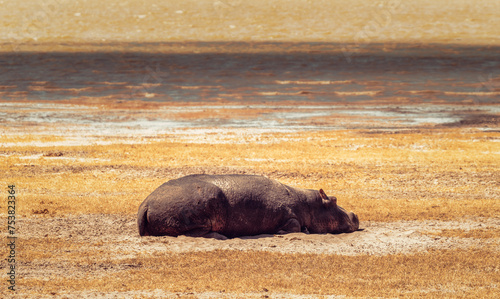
top-left (310, 189), bottom-right (359, 234)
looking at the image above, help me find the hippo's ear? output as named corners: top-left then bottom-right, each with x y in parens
top-left (319, 189), bottom-right (337, 208)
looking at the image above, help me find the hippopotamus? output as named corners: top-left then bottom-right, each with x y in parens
top-left (137, 174), bottom-right (359, 239)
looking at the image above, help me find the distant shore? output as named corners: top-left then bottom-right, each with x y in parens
top-left (2, 0), bottom-right (500, 46)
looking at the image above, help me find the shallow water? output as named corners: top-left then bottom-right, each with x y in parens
top-left (1, 42), bottom-right (499, 132)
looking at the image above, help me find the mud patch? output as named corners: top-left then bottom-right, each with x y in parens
top-left (445, 113), bottom-right (500, 128)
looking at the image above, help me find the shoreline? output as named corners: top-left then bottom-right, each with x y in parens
top-left (1, 100), bottom-right (499, 141)
top-left (3, 41), bottom-right (500, 53)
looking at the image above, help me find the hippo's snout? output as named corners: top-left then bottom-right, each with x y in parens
top-left (348, 212), bottom-right (359, 232)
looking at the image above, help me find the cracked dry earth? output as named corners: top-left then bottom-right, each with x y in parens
top-left (15, 214), bottom-right (500, 298)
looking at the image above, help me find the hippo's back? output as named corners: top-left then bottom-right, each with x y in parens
top-left (180, 174), bottom-right (301, 237)
top-left (179, 174), bottom-right (297, 204)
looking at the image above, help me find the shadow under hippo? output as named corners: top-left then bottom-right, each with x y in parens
top-left (137, 174), bottom-right (359, 239)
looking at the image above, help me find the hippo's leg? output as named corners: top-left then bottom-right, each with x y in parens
top-left (277, 218), bottom-right (301, 234)
top-left (202, 232), bottom-right (228, 240)
top-left (184, 227), bottom-right (228, 240)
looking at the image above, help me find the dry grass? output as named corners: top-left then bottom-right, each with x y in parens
top-left (423, 227), bottom-right (500, 240)
top-left (3, 129), bottom-right (499, 221)
top-left (2, 127), bottom-right (499, 297)
top-left (20, 246), bottom-right (500, 298)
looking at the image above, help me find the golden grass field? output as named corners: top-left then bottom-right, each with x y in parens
top-left (5, 128), bottom-right (500, 221)
top-left (1, 118), bottom-right (499, 298)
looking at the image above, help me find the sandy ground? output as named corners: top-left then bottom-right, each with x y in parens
top-left (15, 213), bottom-right (499, 298)
top-left (22, 214), bottom-right (500, 258)
top-left (2, 0), bottom-right (500, 47)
